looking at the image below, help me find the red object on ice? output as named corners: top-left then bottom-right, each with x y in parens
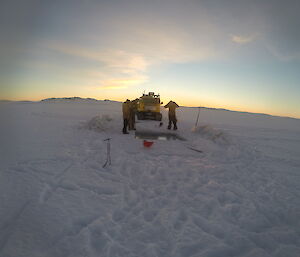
top-left (143, 140), bottom-right (154, 148)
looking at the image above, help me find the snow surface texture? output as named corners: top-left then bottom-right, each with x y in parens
top-left (0, 101), bottom-right (300, 257)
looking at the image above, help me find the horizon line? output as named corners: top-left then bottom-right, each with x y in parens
top-left (1, 96), bottom-right (299, 120)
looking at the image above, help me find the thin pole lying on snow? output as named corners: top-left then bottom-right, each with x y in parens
top-left (103, 138), bottom-right (112, 168)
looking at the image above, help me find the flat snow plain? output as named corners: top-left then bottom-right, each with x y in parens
top-left (0, 100), bottom-right (300, 257)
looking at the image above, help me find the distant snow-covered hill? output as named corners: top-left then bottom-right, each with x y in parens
top-left (41, 97), bottom-right (101, 102)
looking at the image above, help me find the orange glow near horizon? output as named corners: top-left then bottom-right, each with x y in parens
top-left (2, 93), bottom-right (299, 119)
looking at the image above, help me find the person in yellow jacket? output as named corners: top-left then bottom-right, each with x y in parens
top-left (122, 99), bottom-right (131, 134)
top-left (164, 100), bottom-right (179, 130)
top-left (129, 98), bottom-right (138, 130)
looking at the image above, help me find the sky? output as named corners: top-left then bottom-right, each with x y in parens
top-left (0, 0), bottom-right (300, 118)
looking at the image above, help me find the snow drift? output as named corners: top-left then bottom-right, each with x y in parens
top-left (84, 115), bottom-right (114, 132)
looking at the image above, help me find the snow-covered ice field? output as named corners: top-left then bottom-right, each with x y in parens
top-left (0, 100), bottom-right (300, 257)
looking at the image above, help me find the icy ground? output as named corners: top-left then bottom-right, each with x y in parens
top-left (0, 100), bottom-right (300, 257)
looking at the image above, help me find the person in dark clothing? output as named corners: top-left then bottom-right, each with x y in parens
top-left (122, 99), bottom-right (131, 134)
top-left (164, 101), bottom-right (179, 130)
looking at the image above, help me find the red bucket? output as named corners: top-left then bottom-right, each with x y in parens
top-left (143, 140), bottom-right (154, 148)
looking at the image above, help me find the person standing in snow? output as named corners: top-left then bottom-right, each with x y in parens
top-left (164, 100), bottom-right (179, 130)
top-left (129, 98), bottom-right (138, 130)
top-left (122, 99), bottom-right (131, 134)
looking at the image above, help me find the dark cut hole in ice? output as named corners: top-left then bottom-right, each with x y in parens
top-left (135, 130), bottom-right (186, 141)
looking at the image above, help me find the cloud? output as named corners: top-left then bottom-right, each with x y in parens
top-left (129, 27), bottom-right (218, 64)
top-left (32, 3), bottom-right (227, 90)
top-left (100, 75), bottom-right (149, 89)
top-left (45, 41), bottom-right (149, 71)
top-left (44, 40), bottom-right (149, 89)
top-left (43, 29), bottom-right (219, 90)
top-left (108, 15), bottom-right (222, 65)
top-left (231, 34), bottom-right (257, 44)
top-left (223, 0), bottom-right (300, 60)
top-left (264, 43), bottom-right (300, 61)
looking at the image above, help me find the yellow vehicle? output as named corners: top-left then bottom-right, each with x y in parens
top-left (136, 92), bottom-right (163, 121)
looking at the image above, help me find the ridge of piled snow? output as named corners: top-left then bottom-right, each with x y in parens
top-left (84, 115), bottom-right (114, 132)
top-left (191, 124), bottom-right (230, 144)
top-left (0, 101), bottom-right (299, 257)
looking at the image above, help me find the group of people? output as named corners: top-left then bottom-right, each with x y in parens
top-left (122, 99), bottom-right (138, 134)
top-left (122, 99), bottom-right (179, 134)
